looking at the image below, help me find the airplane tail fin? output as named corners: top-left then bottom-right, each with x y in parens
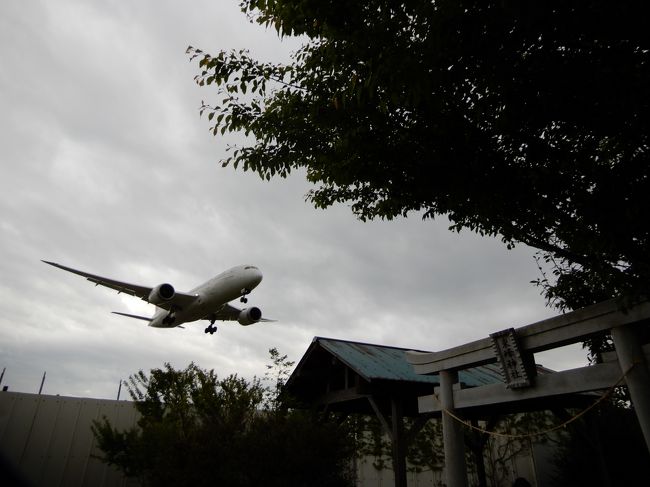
top-left (112, 311), bottom-right (152, 322)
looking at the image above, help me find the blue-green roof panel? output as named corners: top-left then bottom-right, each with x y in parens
top-left (316, 337), bottom-right (503, 387)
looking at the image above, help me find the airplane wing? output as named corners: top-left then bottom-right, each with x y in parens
top-left (208, 303), bottom-right (275, 322)
top-left (42, 260), bottom-right (198, 310)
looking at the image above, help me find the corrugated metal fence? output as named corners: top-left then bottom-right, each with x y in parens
top-left (0, 391), bottom-right (139, 487)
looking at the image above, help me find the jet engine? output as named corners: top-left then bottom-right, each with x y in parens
top-left (237, 307), bottom-right (262, 326)
top-left (147, 283), bottom-right (175, 305)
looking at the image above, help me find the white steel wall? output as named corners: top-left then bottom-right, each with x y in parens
top-left (0, 391), bottom-right (140, 487)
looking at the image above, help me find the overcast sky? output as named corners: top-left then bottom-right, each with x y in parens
top-left (0, 0), bottom-right (588, 399)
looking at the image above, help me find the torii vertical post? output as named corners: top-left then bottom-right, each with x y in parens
top-left (611, 324), bottom-right (650, 451)
top-left (440, 370), bottom-right (468, 487)
top-left (391, 397), bottom-right (407, 487)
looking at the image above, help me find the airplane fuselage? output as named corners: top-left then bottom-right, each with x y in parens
top-left (149, 265), bottom-right (263, 328)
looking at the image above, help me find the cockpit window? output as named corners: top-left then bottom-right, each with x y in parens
top-left (244, 266), bottom-right (258, 270)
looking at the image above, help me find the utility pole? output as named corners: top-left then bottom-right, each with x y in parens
top-left (38, 371), bottom-right (46, 394)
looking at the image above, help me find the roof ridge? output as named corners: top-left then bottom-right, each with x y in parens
top-left (313, 335), bottom-right (434, 354)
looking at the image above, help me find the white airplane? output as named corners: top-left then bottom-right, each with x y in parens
top-left (42, 260), bottom-right (273, 334)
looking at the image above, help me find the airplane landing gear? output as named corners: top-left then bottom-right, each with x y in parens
top-left (163, 311), bottom-right (176, 325)
top-left (240, 288), bottom-right (250, 303)
top-left (204, 319), bottom-right (217, 335)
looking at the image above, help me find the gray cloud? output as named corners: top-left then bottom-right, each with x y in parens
top-left (0, 0), bottom-right (587, 399)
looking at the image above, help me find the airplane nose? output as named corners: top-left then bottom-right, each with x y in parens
top-left (245, 266), bottom-right (262, 285)
top-left (243, 265), bottom-right (263, 288)
top-left (252, 268), bottom-right (263, 286)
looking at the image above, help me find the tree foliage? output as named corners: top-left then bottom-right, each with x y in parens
top-left (264, 346), bottom-right (295, 411)
top-left (189, 1), bottom-right (650, 310)
top-left (92, 358), bottom-right (354, 487)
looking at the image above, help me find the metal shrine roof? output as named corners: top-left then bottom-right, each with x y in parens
top-left (302, 337), bottom-right (504, 387)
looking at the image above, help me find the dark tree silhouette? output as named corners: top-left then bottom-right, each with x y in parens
top-left (92, 360), bottom-right (354, 487)
top-left (190, 1), bottom-right (650, 311)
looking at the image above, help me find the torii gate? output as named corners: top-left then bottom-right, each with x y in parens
top-left (407, 298), bottom-right (650, 487)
